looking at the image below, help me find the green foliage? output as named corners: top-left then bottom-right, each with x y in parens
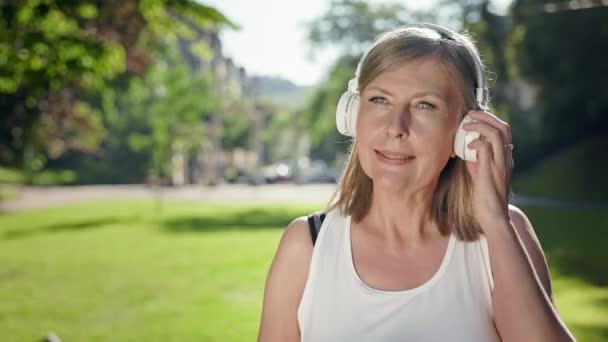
top-left (511, 0), bottom-right (608, 156)
top-left (302, 55), bottom-right (359, 162)
top-left (307, 0), bottom-right (435, 57)
top-left (261, 105), bottom-right (303, 163)
top-left (0, 0), bottom-right (125, 94)
top-left (64, 33), bottom-right (220, 184)
top-left (222, 110), bottom-right (251, 150)
top-left (158, 0), bottom-right (237, 31)
top-left (0, 166), bottom-right (75, 185)
top-left (0, 0), bottom-right (126, 175)
top-left (0, 166), bottom-right (24, 184)
top-left (123, 42), bottom-right (217, 180)
top-left (0, 0), bottom-right (233, 183)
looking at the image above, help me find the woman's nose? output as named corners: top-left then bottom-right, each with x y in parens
top-left (386, 107), bottom-right (410, 139)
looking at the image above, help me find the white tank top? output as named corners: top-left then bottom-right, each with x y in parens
top-left (297, 208), bottom-right (501, 342)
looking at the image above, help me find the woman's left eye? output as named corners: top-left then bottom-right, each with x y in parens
top-left (369, 96), bottom-right (389, 105)
top-left (418, 102), bottom-right (435, 110)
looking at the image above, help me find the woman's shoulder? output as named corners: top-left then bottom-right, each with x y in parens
top-left (507, 204), bottom-right (540, 244)
top-left (271, 209), bottom-right (335, 277)
top-left (268, 216), bottom-right (315, 284)
top-left (278, 216), bottom-right (314, 257)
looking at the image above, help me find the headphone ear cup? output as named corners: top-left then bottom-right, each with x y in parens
top-left (453, 115), bottom-right (479, 161)
top-left (336, 91), bottom-right (360, 137)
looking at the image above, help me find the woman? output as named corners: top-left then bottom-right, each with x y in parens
top-left (258, 24), bottom-right (575, 341)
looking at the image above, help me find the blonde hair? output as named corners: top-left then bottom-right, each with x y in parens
top-left (326, 25), bottom-right (487, 241)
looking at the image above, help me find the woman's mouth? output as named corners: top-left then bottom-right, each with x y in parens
top-left (374, 149), bottom-right (415, 165)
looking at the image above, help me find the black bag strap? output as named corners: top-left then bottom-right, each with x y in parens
top-left (306, 211), bottom-right (326, 246)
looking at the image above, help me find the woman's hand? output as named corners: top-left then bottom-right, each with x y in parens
top-left (462, 110), bottom-right (514, 229)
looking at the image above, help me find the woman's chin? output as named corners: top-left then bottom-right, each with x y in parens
top-left (370, 173), bottom-right (413, 191)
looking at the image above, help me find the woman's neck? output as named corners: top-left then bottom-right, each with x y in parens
top-left (363, 183), bottom-right (440, 248)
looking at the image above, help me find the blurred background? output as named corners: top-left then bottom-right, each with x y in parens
top-left (0, 0), bottom-right (606, 340)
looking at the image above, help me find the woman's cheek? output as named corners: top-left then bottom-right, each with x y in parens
top-left (356, 146), bottom-right (374, 179)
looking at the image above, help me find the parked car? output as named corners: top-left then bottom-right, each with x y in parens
top-left (224, 167), bottom-right (260, 185)
top-left (295, 160), bottom-right (339, 184)
top-left (262, 161), bottom-right (295, 183)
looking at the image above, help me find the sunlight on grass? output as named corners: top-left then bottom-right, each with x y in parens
top-left (0, 200), bottom-right (322, 341)
top-left (513, 136), bottom-right (608, 201)
top-left (0, 199), bottom-right (606, 341)
top-left (554, 277), bottom-right (608, 341)
top-left (524, 207), bottom-right (608, 341)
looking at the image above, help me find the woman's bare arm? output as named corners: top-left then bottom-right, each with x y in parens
top-left (489, 205), bottom-right (575, 341)
top-left (258, 217), bottom-right (313, 342)
top-left (508, 205), bottom-right (553, 303)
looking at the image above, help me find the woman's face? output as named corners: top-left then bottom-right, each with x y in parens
top-left (356, 57), bottom-right (463, 193)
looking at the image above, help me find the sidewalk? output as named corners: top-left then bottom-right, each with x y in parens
top-left (0, 184), bottom-right (337, 212)
top-left (1, 184), bottom-right (607, 213)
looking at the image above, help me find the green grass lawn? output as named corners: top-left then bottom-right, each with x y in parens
top-left (0, 200), bottom-right (320, 341)
top-left (0, 200), bottom-right (607, 341)
top-left (524, 207), bottom-right (608, 341)
top-left (512, 135), bottom-right (608, 201)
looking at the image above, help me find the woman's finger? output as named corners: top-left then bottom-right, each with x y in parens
top-left (467, 110), bottom-right (511, 145)
top-left (466, 138), bottom-right (493, 180)
top-left (463, 120), bottom-right (508, 171)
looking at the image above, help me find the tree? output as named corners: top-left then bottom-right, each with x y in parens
top-left (510, 0), bottom-right (608, 164)
top-left (0, 0), bottom-right (233, 182)
top-left (303, 55), bottom-right (359, 163)
top-left (306, 0), bottom-right (435, 58)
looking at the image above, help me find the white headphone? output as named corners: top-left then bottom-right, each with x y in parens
top-left (335, 23), bottom-right (489, 161)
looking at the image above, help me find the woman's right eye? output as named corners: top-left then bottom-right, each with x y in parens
top-left (369, 96), bottom-right (388, 105)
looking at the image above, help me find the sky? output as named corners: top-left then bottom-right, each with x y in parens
top-left (202, 0), bottom-right (512, 87)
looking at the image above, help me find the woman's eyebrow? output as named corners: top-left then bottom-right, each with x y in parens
top-left (365, 85), bottom-right (393, 96)
top-left (367, 85), bottom-right (447, 101)
top-left (411, 91), bottom-right (447, 101)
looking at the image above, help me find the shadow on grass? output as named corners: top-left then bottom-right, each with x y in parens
top-left (161, 207), bottom-right (312, 233)
top-left (2, 217), bottom-right (135, 240)
top-left (162, 205), bottom-right (608, 285)
top-left (524, 207), bottom-right (608, 287)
